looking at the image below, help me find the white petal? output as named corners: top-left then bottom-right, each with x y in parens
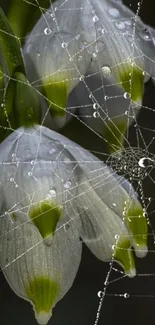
top-left (0, 207), bottom-right (82, 324)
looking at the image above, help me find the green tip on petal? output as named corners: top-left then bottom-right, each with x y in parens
top-left (120, 65), bottom-right (144, 102)
top-left (124, 205), bottom-right (148, 258)
top-left (113, 237), bottom-right (136, 278)
top-left (25, 276), bottom-right (59, 325)
top-left (102, 119), bottom-right (127, 153)
top-left (42, 79), bottom-right (68, 118)
top-left (28, 200), bottom-right (62, 245)
top-left (14, 72), bottom-right (41, 128)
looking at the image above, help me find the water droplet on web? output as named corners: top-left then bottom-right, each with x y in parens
top-left (62, 42), bottom-right (68, 48)
top-left (108, 8), bottom-right (120, 18)
top-left (93, 103), bottom-right (99, 110)
top-left (97, 291), bottom-right (104, 298)
top-left (93, 15), bottom-right (99, 22)
top-left (64, 223), bottom-right (70, 231)
top-left (102, 28), bottom-right (105, 34)
top-left (124, 293), bottom-right (129, 298)
top-left (115, 21), bottom-right (126, 30)
top-left (48, 188), bottom-right (56, 197)
top-left (93, 111), bottom-right (100, 118)
top-left (28, 172), bottom-right (32, 176)
top-left (10, 178), bottom-right (14, 182)
top-left (102, 66), bottom-right (111, 78)
top-left (64, 181), bottom-right (72, 189)
top-left (124, 92), bottom-right (131, 99)
top-left (31, 160), bottom-right (34, 165)
top-left (44, 28), bottom-right (52, 35)
top-left (89, 93), bottom-right (93, 99)
top-left (104, 95), bottom-right (109, 101)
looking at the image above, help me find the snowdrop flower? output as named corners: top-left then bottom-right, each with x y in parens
top-left (23, 0), bottom-right (155, 151)
top-left (0, 125), bottom-right (147, 285)
top-left (0, 126), bottom-right (82, 324)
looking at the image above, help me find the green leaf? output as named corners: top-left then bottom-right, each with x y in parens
top-left (7, 0), bottom-right (55, 42)
top-left (0, 78), bottom-right (17, 142)
top-left (0, 7), bottom-right (25, 82)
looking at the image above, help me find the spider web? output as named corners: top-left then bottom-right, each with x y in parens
top-left (1, 0), bottom-right (155, 324)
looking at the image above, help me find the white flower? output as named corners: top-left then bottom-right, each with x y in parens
top-left (0, 125), bottom-right (148, 322)
top-left (0, 125), bottom-right (82, 324)
top-left (23, 0), bottom-right (155, 152)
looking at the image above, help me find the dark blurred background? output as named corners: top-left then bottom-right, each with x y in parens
top-left (1, 0), bottom-right (155, 325)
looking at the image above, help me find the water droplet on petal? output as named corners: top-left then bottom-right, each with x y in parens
top-left (115, 21), bottom-right (126, 30)
top-left (138, 28), bottom-right (152, 41)
top-left (108, 8), bottom-right (120, 18)
top-left (125, 20), bottom-right (132, 27)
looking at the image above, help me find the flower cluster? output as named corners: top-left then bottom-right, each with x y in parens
top-left (0, 0), bottom-right (154, 324)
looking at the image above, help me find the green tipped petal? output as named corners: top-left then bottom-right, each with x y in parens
top-left (14, 72), bottom-right (41, 127)
top-left (42, 79), bottom-right (68, 118)
top-left (26, 276), bottom-right (59, 325)
top-left (120, 65), bottom-right (144, 102)
top-left (113, 238), bottom-right (136, 278)
top-left (102, 119), bottom-right (127, 153)
top-left (28, 200), bottom-right (62, 245)
top-left (124, 205), bottom-right (148, 258)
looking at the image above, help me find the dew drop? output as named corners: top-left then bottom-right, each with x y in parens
top-left (139, 28), bottom-right (151, 41)
top-left (48, 189), bottom-right (56, 197)
top-left (64, 223), bottom-right (70, 231)
top-left (104, 95), bottom-right (109, 101)
top-left (10, 178), bottom-right (14, 182)
top-left (62, 42), bottom-right (68, 48)
top-left (93, 15), bottom-right (99, 22)
top-left (28, 172), bottom-right (32, 176)
top-left (93, 103), bottom-right (99, 110)
top-left (44, 28), bottom-right (52, 35)
top-left (125, 20), bottom-right (132, 26)
top-left (93, 111), bottom-right (100, 118)
top-left (102, 66), bottom-right (111, 77)
top-left (108, 8), bottom-right (120, 18)
top-left (124, 92), bottom-right (131, 99)
top-left (97, 291), bottom-right (104, 298)
top-left (64, 181), bottom-right (72, 189)
top-left (124, 293), bottom-right (129, 298)
top-left (115, 21), bottom-right (126, 30)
